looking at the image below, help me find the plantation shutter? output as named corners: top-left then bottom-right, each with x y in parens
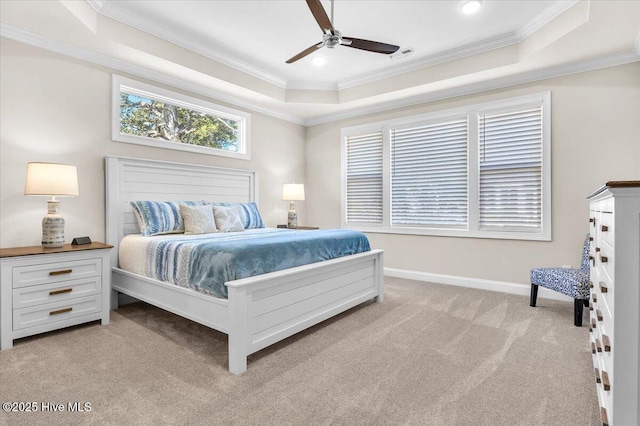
top-left (390, 118), bottom-right (468, 228)
top-left (478, 106), bottom-right (543, 232)
top-left (345, 131), bottom-right (383, 224)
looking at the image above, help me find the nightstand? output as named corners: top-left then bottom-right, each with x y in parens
top-left (277, 225), bottom-right (319, 230)
top-left (0, 242), bottom-right (112, 350)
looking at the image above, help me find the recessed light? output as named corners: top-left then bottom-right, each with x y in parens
top-left (460, 0), bottom-right (482, 15)
top-left (312, 56), bottom-right (326, 67)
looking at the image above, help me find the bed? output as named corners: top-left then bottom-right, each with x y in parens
top-left (105, 156), bottom-right (384, 374)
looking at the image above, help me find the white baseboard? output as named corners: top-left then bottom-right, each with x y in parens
top-left (384, 267), bottom-right (573, 302)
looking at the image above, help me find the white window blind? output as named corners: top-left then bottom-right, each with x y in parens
top-left (391, 118), bottom-right (468, 228)
top-left (479, 106), bottom-right (543, 232)
top-left (345, 131), bottom-right (384, 224)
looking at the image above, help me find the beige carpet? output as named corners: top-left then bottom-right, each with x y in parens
top-left (0, 277), bottom-right (599, 425)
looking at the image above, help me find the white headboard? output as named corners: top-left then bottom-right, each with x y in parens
top-left (105, 156), bottom-right (258, 267)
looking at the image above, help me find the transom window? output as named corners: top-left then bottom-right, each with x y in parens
top-left (112, 75), bottom-right (251, 159)
top-left (341, 93), bottom-right (551, 241)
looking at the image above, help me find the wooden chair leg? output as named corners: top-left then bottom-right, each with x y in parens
top-left (574, 298), bottom-right (584, 327)
top-left (529, 284), bottom-right (539, 307)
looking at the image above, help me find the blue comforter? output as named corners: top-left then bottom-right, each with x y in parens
top-left (144, 228), bottom-right (370, 299)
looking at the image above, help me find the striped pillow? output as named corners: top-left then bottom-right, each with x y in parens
top-left (130, 201), bottom-right (200, 236)
top-left (202, 202), bottom-right (265, 229)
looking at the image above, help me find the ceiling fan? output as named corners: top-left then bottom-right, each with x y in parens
top-left (286, 0), bottom-right (400, 64)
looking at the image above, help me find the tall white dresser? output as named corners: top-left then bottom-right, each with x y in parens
top-left (587, 181), bottom-right (640, 426)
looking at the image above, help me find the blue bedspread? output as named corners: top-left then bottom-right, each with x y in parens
top-left (137, 228), bottom-right (370, 299)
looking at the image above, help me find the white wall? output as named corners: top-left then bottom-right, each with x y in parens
top-left (0, 38), bottom-right (306, 248)
top-left (306, 63), bottom-right (640, 286)
top-left (2, 35), bottom-right (639, 291)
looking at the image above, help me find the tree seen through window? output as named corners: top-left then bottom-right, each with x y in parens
top-left (120, 93), bottom-right (239, 152)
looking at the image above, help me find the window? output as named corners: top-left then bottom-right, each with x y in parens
top-left (112, 75), bottom-right (251, 159)
top-left (344, 131), bottom-right (384, 224)
top-left (391, 117), bottom-right (468, 228)
top-left (341, 93), bottom-right (551, 241)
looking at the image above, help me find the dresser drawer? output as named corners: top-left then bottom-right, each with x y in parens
top-left (12, 295), bottom-right (102, 331)
top-left (12, 258), bottom-right (101, 288)
top-left (12, 277), bottom-right (101, 310)
top-left (599, 212), bottom-right (614, 248)
top-left (598, 251), bottom-right (614, 283)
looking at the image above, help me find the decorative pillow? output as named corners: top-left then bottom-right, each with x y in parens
top-left (179, 204), bottom-right (217, 235)
top-left (202, 201), bottom-right (265, 229)
top-left (212, 205), bottom-right (245, 232)
top-left (130, 201), bottom-right (199, 236)
top-left (236, 202), bottom-right (265, 229)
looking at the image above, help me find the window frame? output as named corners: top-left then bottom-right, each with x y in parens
top-left (112, 75), bottom-right (251, 160)
top-left (341, 92), bottom-right (551, 241)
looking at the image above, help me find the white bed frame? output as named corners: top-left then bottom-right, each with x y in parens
top-left (105, 156), bottom-right (383, 374)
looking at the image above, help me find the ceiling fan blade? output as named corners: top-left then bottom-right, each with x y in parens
top-left (342, 37), bottom-right (400, 54)
top-left (286, 43), bottom-right (324, 64)
top-left (306, 0), bottom-right (334, 34)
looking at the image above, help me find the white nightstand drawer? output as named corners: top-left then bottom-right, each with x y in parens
top-left (12, 277), bottom-right (102, 309)
top-left (12, 258), bottom-right (101, 288)
top-left (13, 295), bottom-right (102, 331)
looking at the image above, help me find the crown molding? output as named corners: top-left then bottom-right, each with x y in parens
top-left (0, 24), bottom-right (305, 126)
top-left (85, 0), bottom-right (288, 89)
top-left (516, 0), bottom-right (579, 40)
top-left (2, 20), bottom-right (637, 129)
top-left (305, 50), bottom-right (640, 126)
top-left (286, 81), bottom-right (338, 91)
top-left (336, 31), bottom-right (518, 90)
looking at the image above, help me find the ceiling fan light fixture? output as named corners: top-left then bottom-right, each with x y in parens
top-left (312, 56), bottom-right (326, 66)
top-left (460, 0), bottom-right (483, 15)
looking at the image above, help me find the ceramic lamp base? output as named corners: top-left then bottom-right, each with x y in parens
top-left (42, 200), bottom-right (65, 248)
top-left (287, 201), bottom-right (298, 229)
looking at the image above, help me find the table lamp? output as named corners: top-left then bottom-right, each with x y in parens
top-left (282, 183), bottom-right (305, 229)
top-left (24, 162), bottom-right (79, 248)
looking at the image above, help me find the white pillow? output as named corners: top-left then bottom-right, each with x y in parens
top-left (212, 205), bottom-right (245, 232)
top-left (179, 204), bottom-right (217, 235)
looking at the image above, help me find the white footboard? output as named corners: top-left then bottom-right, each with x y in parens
top-left (227, 249), bottom-right (383, 374)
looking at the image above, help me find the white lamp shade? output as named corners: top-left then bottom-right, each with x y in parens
top-left (282, 183), bottom-right (305, 201)
top-left (24, 162), bottom-right (79, 196)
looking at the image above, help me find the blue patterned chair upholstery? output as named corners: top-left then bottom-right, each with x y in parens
top-left (530, 234), bottom-right (591, 326)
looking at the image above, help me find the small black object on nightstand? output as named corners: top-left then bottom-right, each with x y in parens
top-left (71, 236), bottom-right (92, 245)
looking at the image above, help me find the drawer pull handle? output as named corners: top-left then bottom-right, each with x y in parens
top-left (49, 288), bottom-right (73, 296)
top-left (595, 247), bottom-right (601, 252)
top-left (596, 339), bottom-right (602, 352)
top-left (49, 269), bottom-right (72, 276)
top-left (595, 368), bottom-right (601, 383)
top-left (600, 255), bottom-right (608, 263)
top-left (49, 307), bottom-right (72, 316)
top-left (599, 282), bottom-right (608, 293)
top-left (601, 225), bottom-right (608, 232)
top-left (596, 310), bottom-right (603, 321)
top-left (592, 294), bottom-right (597, 303)
top-left (591, 319), bottom-right (596, 329)
top-left (589, 218), bottom-right (594, 223)
top-left (601, 371), bottom-right (611, 391)
top-left (589, 281), bottom-right (594, 289)
top-left (589, 236), bottom-right (594, 241)
top-left (600, 407), bottom-right (609, 426)
top-left (602, 334), bottom-right (611, 352)
top-left (591, 342), bottom-right (595, 353)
